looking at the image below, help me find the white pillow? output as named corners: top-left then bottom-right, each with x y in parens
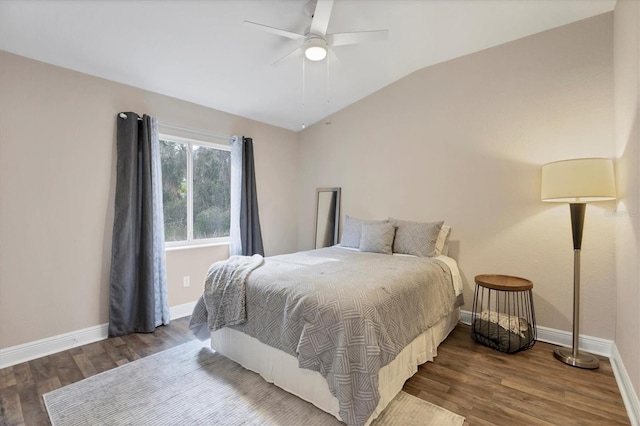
top-left (435, 225), bottom-right (451, 256)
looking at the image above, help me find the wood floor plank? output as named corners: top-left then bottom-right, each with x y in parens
top-left (0, 367), bottom-right (16, 391)
top-left (0, 386), bottom-right (24, 426)
top-left (16, 383), bottom-right (49, 426)
top-left (408, 373), bottom-right (450, 394)
top-left (564, 390), bottom-right (630, 422)
top-left (492, 389), bottom-right (627, 426)
top-left (25, 358), bottom-right (55, 385)
top-left (430, 346), bottom-right (505, 384)
top-left (101, 338), bottom-right (140, 366)
top-left (0, 319), bottom-right (630, 425)
top-left (502, 372), bottom-right (626, 409)
top-left (465, 414), bottom-right (499, 426)
top-left (80, 341), bottom-right (118, 375)
top-left (34, 378), bottom-right (61, 412)
top-left (47, 352), bottom-right (83, 387)
top-left (416, 389), bottom-right (473, 420)
top-left (10, 364), bottom-right (32, 394)
top-left (462, 395), bottom-right (535, 426)
top-left (119, 332), bottom-right (155, 357)
top-left (72, 353), bottom-right (98, 379)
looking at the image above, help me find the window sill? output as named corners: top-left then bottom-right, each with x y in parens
top-left (165, 241), bottom-right (230, 252)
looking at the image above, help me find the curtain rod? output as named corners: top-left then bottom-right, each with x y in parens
top-left (118, 113), bottom-right (232, 142)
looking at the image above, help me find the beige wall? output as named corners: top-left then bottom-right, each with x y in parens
top-left (298, 14), bottom-right (616, 339)
top-left (0, 51), bottom-right (299, 348)
top-left (614, 0), bottom-right (640, 400)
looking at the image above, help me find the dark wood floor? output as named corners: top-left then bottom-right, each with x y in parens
top-left (0, 319), bottom-right (630, 425)
top-left (404, 324), bottom-right (630, 425)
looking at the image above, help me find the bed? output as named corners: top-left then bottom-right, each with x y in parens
top-left (191, 242), bottom-right (463, 426)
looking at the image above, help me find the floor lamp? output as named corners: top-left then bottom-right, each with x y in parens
top-left (541, 158), bottom-right (616, 369)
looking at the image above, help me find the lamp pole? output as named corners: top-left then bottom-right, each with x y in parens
top-left (553, 203), bottom-right (599, 369)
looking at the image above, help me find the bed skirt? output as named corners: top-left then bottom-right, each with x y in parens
top-left (210, 307), bottom-right (460, 425)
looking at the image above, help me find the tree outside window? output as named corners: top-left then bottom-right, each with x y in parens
top-left (160, 135), bottom-right (230, 246)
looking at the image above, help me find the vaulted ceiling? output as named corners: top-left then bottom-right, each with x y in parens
top-left (0, 0), bottom-right (616, 131)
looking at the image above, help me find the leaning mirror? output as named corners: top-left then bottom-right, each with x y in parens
top-left (314, 187), bottom-right (341, 249)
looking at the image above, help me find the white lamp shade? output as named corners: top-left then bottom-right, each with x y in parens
top-left (541, 158), bottom-right (616, 203)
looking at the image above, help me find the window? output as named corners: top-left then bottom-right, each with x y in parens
top-left (159, 134), bottom-right (231, 247)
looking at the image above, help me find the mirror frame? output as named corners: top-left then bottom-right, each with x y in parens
top-left (313, 187), bottom-right (341, 249)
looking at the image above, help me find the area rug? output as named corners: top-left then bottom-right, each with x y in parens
top-left (44, 340), bottom-right (465, 426)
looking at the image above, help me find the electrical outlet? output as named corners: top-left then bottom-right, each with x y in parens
top-left (183, 276), bottom-right (190, 287)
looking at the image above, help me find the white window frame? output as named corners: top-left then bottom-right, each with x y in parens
top-left (159, 133), bottom-right (231, 249)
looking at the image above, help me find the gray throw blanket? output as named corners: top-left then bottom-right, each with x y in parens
top-left (189, 254), bottom-right (264, 335)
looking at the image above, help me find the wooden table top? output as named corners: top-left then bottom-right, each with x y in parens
top-left (474, 274), bottom-right (533, 291)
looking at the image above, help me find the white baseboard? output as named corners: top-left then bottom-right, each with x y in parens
top-left (170, 301), bottom-right (197, 320)
top-left (459, 309), bottom-right (612, 356)
top-left (0, 323), bottom-right (109, 370)
top-left (534, 324), bottom-right (613, 357)
top-left (459, 310), bottom-right (474, 326)
top-left (611, 343), bottom-right (640, 426)
top-left (0, 301), bottom-right (198, 370)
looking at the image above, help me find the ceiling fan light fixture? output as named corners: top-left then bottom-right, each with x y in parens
top-left (304, 37), bottom-right (327, 61)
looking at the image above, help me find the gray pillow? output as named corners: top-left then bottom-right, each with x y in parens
top-left (340, 215), bottom-right (388, 248)
top-left (359, 222), bottom-right (395, 254)
top-left (389, 218), bottom-right (444, 257)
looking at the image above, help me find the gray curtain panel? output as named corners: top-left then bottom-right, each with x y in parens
top-left (240, 137), bottom-right (264, 256)
top-left (109, 112), bottom-right (170, 337)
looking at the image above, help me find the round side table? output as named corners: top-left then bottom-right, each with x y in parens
top-left (471, 274), bottom-right (537, 353)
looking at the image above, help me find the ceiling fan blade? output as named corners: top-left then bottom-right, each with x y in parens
top-left (244, 21), bottom-right (305, 40)
top-left (271, 45), bottom-right (303, 66)
top-left (309, 0), bottom-right (334, 36)
top-left (327, 30), bottom-right (388, 47)
top-left (328, 47), bottom-right (342, 66)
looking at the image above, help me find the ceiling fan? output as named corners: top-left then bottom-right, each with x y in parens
top-left (244, 0), bottom-right (388, 65)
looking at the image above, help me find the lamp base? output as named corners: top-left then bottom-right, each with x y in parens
top-left (553, 347), bottom-right (599, 369)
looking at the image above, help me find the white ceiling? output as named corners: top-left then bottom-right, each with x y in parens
top-left (0, 0), bottom-right (615, 132)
